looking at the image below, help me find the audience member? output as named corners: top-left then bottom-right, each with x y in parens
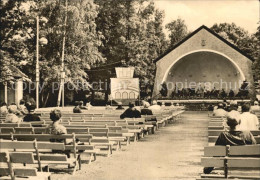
top-left (0, 102), bottom-right (8, 115)
top-left (5, 105), bottom-right (22, 123)
top-left (141, 103), bottom-right (153, 115)
top-left (208, 104), bottom-right (214, 111)
top-left (18, 99), bottom-right (28, 115)
top-left (47, 109), bottom-right (73, 157)
top-left (213, 103), bottom-right (227, 117)
top-left (116, 102), bottom-right (124, 110)
top-left (204, 111), bottom-right (256, 174)
top-left (48, 109), bottom-right (67, 135)
top-left (120, 102), bottom-right (141, 119)
top-left (105, 102), bottom-right (113, 110)
top-left (79, 101), bottom-right (87, 109)
top-left (73, 101), bottom-right (82, 113)
top-left (239, 103), bottom-right (259, 131)
top-left (250, 101), bottom-right (260, 112)
top-left (148, 100), bottom-right (161, 111)
top-left (86, 102), bottom-right (92, 110)
top-left (23, 103), bottom-right (41, 122)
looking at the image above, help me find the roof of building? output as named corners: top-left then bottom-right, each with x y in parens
top-left (153, 25), bottom-right (254, 63)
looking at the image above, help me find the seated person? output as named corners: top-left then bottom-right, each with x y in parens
top-left (18, 99), bottom-right (28, 115)
top-left (250, 101), bottom-right (260, 112)
top-left (47, 109), bottom-right (71, 143)
top-left (148, 100), bottom-right (161, 111)
top-left (105, 102), bottom-right (113, 110)
top-left (47, 109), bottom-right (74, 157)
top-left (141, 103), bottom-right (153, 115)
top-left (239, 103), bottom-right (259, 131)
top-left (116, 102), bottom-right (124, 110)
top-left (79, 101), bottom-right (87, 109)
top-left (120, 102), bottom-right (141, 119)
top-left (73, 101), bottom-right (82, 113)
top-left (23, 103), bottom-right (41, 122)
top-left (0, 102), bottom-right (8, 115)
top-left (5, 105), bottom-right (22, 123)
top-left (213, 103), bottom-right (227, 117)
top-left (208, 104), bottom-right (214, 111)
top-left (204, 111), bottom-right (256, 174)
top-left (86, 102), bottom-right (92, 109)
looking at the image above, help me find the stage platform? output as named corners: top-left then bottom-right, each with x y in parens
top-left (157, 99), bottom-right (250, 111)
top-left (157, 99), bottom-right (250, 104)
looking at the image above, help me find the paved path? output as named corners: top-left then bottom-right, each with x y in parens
top-left (52, 111), bottom-right (209, 180)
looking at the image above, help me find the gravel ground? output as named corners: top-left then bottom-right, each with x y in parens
top-left (50, 111), bottom-right (209, 180)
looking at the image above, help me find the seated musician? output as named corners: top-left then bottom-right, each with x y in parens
top-left (204, 111), bottom-right (256, 174)
top-left (120, 102), bottom-right (141, 119)
top-left (213, 103), bottom-right (227, 117)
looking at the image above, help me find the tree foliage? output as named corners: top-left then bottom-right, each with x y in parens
top-left (95, 0), bottom-right (168, 97)
top-left (1, 0), bottom-right (105, 106)
top-left (165, 18), bottom-right (188, 46)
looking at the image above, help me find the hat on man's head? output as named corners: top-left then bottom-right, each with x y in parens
top-left (254, 101), bottom-right (259, 105)
top-left (226, 111), bottom-right (241, 127)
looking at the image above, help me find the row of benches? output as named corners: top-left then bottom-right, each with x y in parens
top-left (198, 115), bottom-right (260, 179)
top-left (0, 109), bottom-right (184, 179)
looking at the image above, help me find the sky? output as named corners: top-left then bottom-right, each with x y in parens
top-left (154, 0), bottom-right (259, 35)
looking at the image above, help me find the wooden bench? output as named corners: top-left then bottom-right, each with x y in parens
top-left (0, 139), bottom-right (80, 175)
top-left (199, 145), bottom-right (260, 179)
top-left (0, 151), bottom-right (51, 180)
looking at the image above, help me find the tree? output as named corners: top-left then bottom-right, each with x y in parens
top-left (95, 0), bottom-right (168, 97)
top-left (165, 18), bottom-right (188, 46)
top-left (0, 0), bottom-right (105, 106)
top-left (211, 23), bottom-right (259, 82)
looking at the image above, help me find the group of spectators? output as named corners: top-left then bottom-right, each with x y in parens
top-left (73, 101), bottom-right (92, 113)
top-left (0, 100), bottom-right (40, 123)
top-left (204, 100), bottom-right (259, 174)
top-left (119, 100), bottom-right (163, 119)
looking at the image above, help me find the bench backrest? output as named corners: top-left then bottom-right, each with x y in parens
top-left (201, 145), bottom-right (260, 178)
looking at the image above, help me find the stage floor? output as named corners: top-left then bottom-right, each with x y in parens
top-left (157, 99), bottom-right (250, 104)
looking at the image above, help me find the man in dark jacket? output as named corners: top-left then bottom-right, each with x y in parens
top-left (141, 103), bottom-right (153, 115)
top-left (204, 110), bottom-right (256, 174)
top-left (120, 102), bottom-right (141, 119)
top-left (23, 103), bottom-right (41, 122)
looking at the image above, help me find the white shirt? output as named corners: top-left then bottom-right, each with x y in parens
top-left (239, 112), bottom-right (259, 131)
top-left (148, 105), bottom-right (161, 111)
top-left (213, 108), bottom-right (227, 117)
top-left (250, 105), bottom-right (260, 112)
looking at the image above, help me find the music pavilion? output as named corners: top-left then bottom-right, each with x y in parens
top-left (153, 25), bottom-right (255, 99)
